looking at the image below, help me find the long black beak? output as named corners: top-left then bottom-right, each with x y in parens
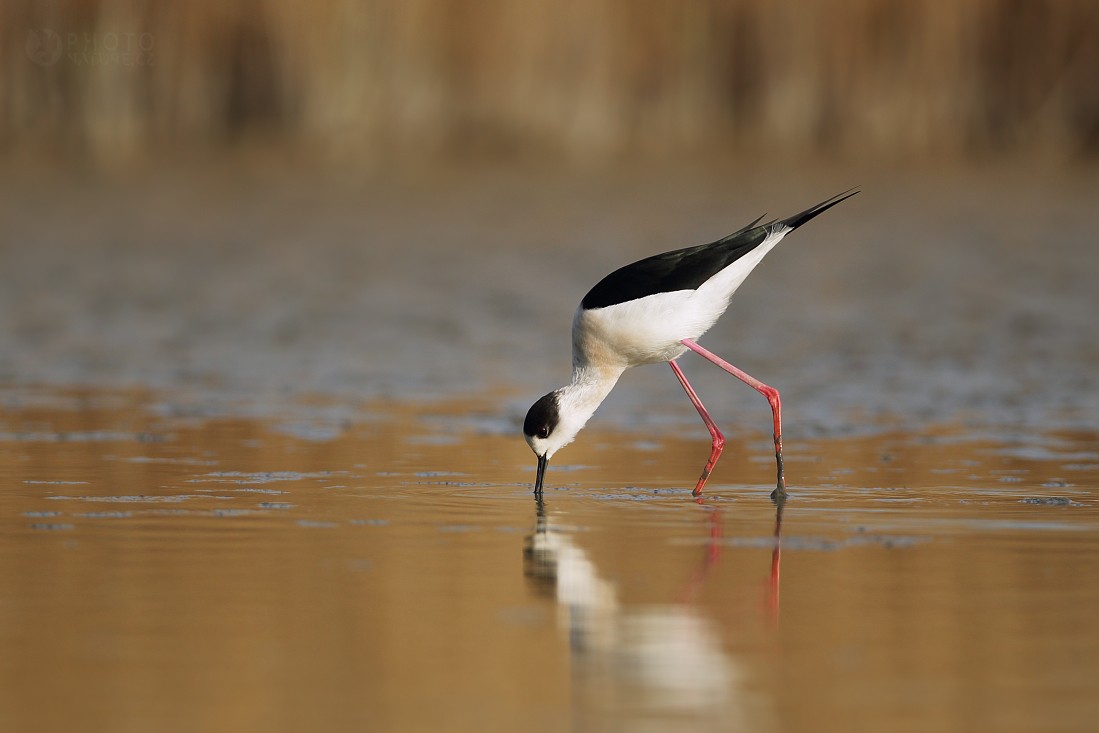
top-left (534, 454), bottom-right (548, 495)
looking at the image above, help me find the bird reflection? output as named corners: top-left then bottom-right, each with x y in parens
top-left (524, 493), bottom-right (784, 728)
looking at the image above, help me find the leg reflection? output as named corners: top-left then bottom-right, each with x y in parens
top-left (679, 500), bottom-right (723, 605)
top-left (769, 494), bottom-right (785, 620)
top-left (679, 496), bottom-right (782, 621)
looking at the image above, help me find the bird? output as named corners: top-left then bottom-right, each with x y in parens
top-left (523, 189), bottom-right (858, 500)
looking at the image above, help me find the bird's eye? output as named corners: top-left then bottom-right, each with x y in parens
top-left (537, 425), bottom-right (550, 439)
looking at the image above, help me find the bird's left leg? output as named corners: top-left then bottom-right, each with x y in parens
top-left (668, 359), bottom-right (725, 497)
top-left (680, 338), bottom-right (786, 500)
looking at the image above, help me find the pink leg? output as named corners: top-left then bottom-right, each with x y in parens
top-left (669, 360), bottom-right (725, 497)
top-left (679, 338), bottom-right (787, 498)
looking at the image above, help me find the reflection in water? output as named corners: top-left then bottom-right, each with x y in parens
top-left (524, 496), bottom-right (784, 730)
top-left (769, 499), bottom-right (784, 618)
top-left (681, 497), bottom-right (783, 619)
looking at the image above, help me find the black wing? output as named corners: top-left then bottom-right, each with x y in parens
top-left (580, 217), bottom-right (768, 309)
top-left (580, 189), bottom-right (857, 310)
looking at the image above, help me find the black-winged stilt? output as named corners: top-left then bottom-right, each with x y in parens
top-left (523, 189), bottom-right (858, 499)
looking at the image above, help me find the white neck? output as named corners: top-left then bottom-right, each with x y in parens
top-left (547, 365), bottom-right (625, 458)
top-left (563, 364), bottom-right (623, 413)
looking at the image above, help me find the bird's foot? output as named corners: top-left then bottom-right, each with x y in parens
top-left (770, 484), bottom-right (787, 506)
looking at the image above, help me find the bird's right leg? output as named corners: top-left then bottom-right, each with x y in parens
top-left (668, 360), bottom-right (725, 497)
top-left (680, 338), bottom-right (786, 500)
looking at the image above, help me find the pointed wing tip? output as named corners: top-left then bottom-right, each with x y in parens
top-left (781, 187), bottom-right (860, 230)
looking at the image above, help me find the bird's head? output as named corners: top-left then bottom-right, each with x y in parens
top-left (523, 389), bottom-right (587, 493)
top-left (524, 373), bottom-right (618, 493)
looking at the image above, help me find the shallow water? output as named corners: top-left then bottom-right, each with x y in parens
top-left (2, 387), bottom-right (1097, 732)
top-left (3, 160), bottom-right (1098, 730)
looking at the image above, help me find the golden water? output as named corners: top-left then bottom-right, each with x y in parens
top-left (2, 388), bottom-right (1097, 732)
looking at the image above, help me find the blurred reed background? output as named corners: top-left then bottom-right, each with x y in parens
top-left (6, 0), bottom-right (1098, 166)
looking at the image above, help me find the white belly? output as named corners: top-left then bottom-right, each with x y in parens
top-left (572, 290), bottom-right (720, 368)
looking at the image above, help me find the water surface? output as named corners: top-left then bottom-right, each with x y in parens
top-left (2, 387), bottom-right (1097, 732)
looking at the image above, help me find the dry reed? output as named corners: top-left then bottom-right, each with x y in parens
top-left (4, 0), bottom-right (1098, 163)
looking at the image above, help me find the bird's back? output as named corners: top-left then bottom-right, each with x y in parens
top-left (580, 218), bottom-right (770, 311)
top-left (572, 190), bottom-right (858, 368)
